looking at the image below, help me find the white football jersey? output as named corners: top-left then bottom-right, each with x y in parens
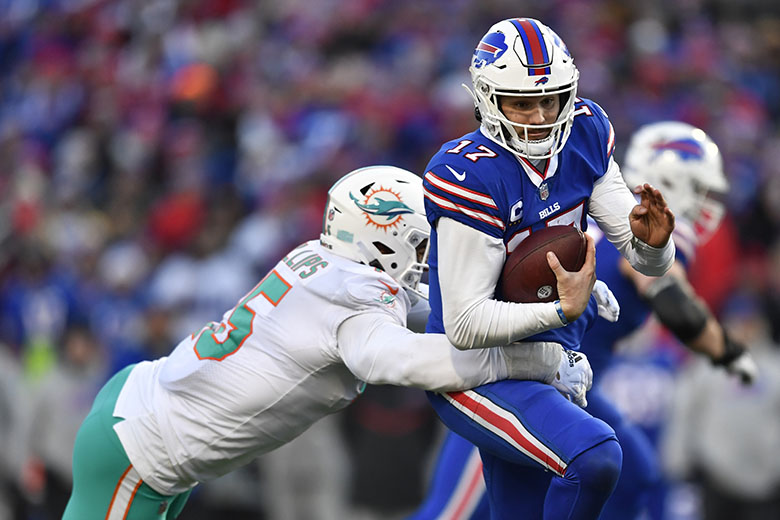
top-left (113, 240), bottom-right (409, 495)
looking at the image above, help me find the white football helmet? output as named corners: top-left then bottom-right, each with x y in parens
top-left (467, 18), bottom-right (579, 160)
top-left (623, 121), bottom-right (729, 237)
top-left (320, 165), bottom-right (430, 298)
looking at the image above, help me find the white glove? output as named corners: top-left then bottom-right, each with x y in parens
top-left (724, 351), bottom-right (759, 385)
top-left (714, 331), bottom-right (758, 385)
top-left (592, 279), bottom-right (620, 323)
top-left (551, 347), bottom-right (593, 408)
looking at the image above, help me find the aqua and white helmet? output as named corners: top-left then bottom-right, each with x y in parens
top-left (623, 121), bottom-right (729, 237)
top-left (468, 18), bottom-right (579, 160)
top-left (320, 166), bottom-right (430, 298)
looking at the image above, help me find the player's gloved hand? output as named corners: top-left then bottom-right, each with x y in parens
top-left (592, 279), bottom-right (620, 323)
top-left (713, 331), bottom-right (758, 385)
top-left (552, 346), bottom-right (593, 408)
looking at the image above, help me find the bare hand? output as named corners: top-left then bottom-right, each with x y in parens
top-left (547, 233), bottom-right (596, 323)
top-left (629, 183), bottom-right (675, 247)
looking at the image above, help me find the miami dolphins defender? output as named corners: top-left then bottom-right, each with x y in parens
top-left (419, 17), bottom-right (676, 520)
top-left (63, 165), bottom-right (593, 519)
top-left (410, 122), bottom-right (757, 520)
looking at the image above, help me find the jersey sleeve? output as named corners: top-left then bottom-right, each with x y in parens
top-left (338, 314), bottom-right (561, 391)
top-left (573, 98), bottom-right (616, 179)
top-left (422, 161), bottom-right (506, 239)
top-left (341, 271), bottom-right (409, 327)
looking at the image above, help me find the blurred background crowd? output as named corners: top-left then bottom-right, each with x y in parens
top-left (0, 0), bottom-right (779, 519)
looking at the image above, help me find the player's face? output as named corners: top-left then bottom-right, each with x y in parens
top-left (499, 94), bottom-right (560, 140)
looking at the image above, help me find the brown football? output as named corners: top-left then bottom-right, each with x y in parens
top-left (500, 225), bottom-right (587, 303)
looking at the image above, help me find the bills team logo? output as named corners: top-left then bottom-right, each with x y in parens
top-left (652, 139), bottom-right (704, 161)
top-left (473, 32), bottom-right (508, 69)
top-left (534, 77), bottom-right (549, 86)
top-left (350, 187), bottom-right (414, 231)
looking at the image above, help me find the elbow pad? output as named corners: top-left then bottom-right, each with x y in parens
top-left (645, 277), bottom-right (708, 343)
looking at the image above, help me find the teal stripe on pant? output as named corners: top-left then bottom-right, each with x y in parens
top-left (63, 364), bottom-right (192, 519)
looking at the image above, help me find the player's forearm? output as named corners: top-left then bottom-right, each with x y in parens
top-left (338, 314), bottom-right (560, 391)
top-left (437, 218), bottom-right (565, 349)
top-left (686, 319), bottom-right (726, 360)
top-left (590, 158), bottom-right (675, 276)
top-left (445, 297), bottom-right (563, 349)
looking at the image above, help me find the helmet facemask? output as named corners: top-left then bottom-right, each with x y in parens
top-left (467, 18), bottom-right (580, 161)
top-left (473, 76), bottom-right (579, 160)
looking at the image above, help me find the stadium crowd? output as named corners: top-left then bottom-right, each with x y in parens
top-left (0, 0), bottom-right (779, 519)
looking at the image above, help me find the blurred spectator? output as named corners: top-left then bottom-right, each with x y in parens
top-left (17, 323), bottom-right (107, 520)
top-left (341, 385), bottom-right (439, 519)
top-left (0, 342), bottom-right (25, 520)
top-left (258, 415), bottom-right (350, 520)
top-left (661, 291), bottom-right (780, 520)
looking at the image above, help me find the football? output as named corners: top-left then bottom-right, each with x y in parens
top-left (500, 225), bottom-right (587, 303)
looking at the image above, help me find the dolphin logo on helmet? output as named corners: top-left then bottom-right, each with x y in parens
top-left (349, 192), bottom-right (414, 220)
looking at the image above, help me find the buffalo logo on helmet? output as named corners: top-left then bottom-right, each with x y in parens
top-left (349, 188), bottom-right (414, 231)
top-left (652, 139), bottom-right (705, 161)
top-left (473, 32), bottom-right (508, 69)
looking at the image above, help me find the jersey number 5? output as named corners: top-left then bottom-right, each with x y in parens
top-left (193, 270), bottom-right (292, 361)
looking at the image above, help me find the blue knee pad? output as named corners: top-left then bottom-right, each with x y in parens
top-left (545, 439), bottom-right (623, 520)
top-left (568, 439), bottom-right (622, 495)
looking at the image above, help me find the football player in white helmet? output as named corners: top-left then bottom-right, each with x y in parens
top-left (618, 122), bottom-right (757, 382)
top-left (411, 122), bottom-right (756, 520)
top-left (421, 16), bottom-right (678, 520)
top-left (63, 165), bottom-right (592, 519)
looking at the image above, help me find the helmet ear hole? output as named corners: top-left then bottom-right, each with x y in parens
top-left (373, 242), bottom-right (395, 255)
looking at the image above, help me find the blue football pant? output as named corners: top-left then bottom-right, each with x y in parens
top-left (416, 385), bottom-right (658, 519)
top-left (426, 380), bottom-right (621, 520)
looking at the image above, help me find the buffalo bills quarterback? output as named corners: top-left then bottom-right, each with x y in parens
top-left (411, 122), bottom-right (758, 520)
top-left (420, 17), bottom-right (676, 519)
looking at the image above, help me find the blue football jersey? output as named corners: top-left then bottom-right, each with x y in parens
top-left (423, 97), bottom-right (616, 348)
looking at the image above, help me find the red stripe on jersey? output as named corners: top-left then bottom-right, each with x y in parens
top-left (423, 190), bottom-right (505, 230)
top-left (425, 171), bottom-right (498, 209)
